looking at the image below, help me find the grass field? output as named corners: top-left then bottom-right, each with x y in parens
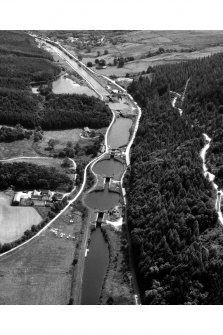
top-left (41, 128), bottom-right (82, 150)
top-left (0, 192), bottom-right (42, 244)
top-left (0, 139), bottom-right (37, 160)
top-left (73, 31), bottom-right (223, 77)
top-left (89, 30), bottom-right (223, 58)
top-left (0, 204), bottom-right (84, 304)
top-left (92, 45), bottom-right (223, 77)
top-left (0, 129), bottom-right (82, 160)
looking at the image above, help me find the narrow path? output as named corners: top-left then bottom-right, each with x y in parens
top-left (170, 78), bottom-right (190, 116)
top-left (200, 133), bottom-right (223, 225)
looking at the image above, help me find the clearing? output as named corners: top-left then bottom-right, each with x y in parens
top-left (0, 139), bottom-right (37, 160)
top-left (0, 192), bottom-right (42, 244)
top-left (0, 203), bottom-right (85, 304)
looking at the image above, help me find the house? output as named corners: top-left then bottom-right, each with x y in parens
top-left (112, 89), bottom-right (119, 94)
top-left (20, 198), bottom-right (33, 207)
top-left (31, 190), bottom-right (42, 200)
top-left (12, 192), bottom-right (22, 206)
top-left (84, 127), bottom-right (90, 133)
top-left (54, 193), bottom-right (64, 201)
top-left (40, 190), bottom-right (50, 201)
top-left (83, 127), bottom-right (95, 137)
top-left (109, 95), bottom-right (119, 103)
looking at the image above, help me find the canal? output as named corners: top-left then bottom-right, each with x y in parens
top-left (81, 115), bottom-right (133, 305)
top-left (92, 158), bottom-right (124, 180)
top-left (107, 118), bottom-right (132, 149)
top-left (81, 227), bottom-right (109, 305)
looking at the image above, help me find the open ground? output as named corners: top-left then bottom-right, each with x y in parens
top-left (58, 31), bottom-right (223, 77)
top-left (0, 192), bottom-right (42, 244)
top-left (0, 203), bottom-right (85, 304)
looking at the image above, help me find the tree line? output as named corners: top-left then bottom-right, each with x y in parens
top-left (0, 124), bottom-right (32, 142)
top-left (125, 51), bottom-right (223, 304)
top-left (0, 162), bottom-right (72, 192)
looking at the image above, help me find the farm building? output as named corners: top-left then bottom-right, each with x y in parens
top-left (112, 89), bottom-right (119, 94)
top-left (12, 192), bottom-right (22, 206)
top-left (82, 127), bottom-right (96, 137)
top-left (54, 193), bottom-right (64, 201)
top-left (11, 189), bottom-right (57, 207)
top-left (84, 127), bottom-right (90, 133)
top-left (20, 198), bottom-right (33, 207)
top-left (40, 190), bottom-right (54, 201)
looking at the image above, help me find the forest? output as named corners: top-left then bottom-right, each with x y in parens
top-left (41, 94), bottom-right (112, 130)
top-left (0, 90), bottom-right (111, 130)
top-left (0, 124), bottom-right (32, 142)
top-left (0, 31), bottom-right (60, 89)
top-left (125, 52), bottom-right (223, 304)
top-left (0, 162), bottom-right (72, 191)
top-left (0, 31), bottom-right (112, 131)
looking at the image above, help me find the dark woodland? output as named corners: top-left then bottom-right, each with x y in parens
top-left (125, 53), bottom-right (223, 304)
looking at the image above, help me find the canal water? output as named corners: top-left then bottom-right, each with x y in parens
top-left (92, 158), bottom-right (124, 180)
top-left (81, 115), bottom-right (132, 304)
top-left (52, 75), bottom-right (97, 96)
top-left (84, 181), bottom-right (120, 211)
top-left (107, 117), bottom-right (132, 149)
top-left (81, 227), bottom-right (109, 305)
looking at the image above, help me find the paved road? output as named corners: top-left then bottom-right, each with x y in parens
top-left (41, 40), bottom-right (108, 99)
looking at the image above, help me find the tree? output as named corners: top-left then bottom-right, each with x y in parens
top-left (86, 46), bottom-right (91, 53)
top-left (117, 58), bottom-right (125, 68)
top-left (48, 138), bottom-right (56, 150)
top-left (67, 141), bottom-right (73, 148)
top-left (78, 54), bottom-right (83, 61)
top-left (62, 157), bottom-right (72, 168)
top-left (87, 61), bottom-right (93, 67)
top-left (158, 47), bottom-right (165, 53)
top-left (99, 59), bottom-right (106, 66)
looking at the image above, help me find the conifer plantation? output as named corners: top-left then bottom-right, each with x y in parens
top-left (125, 53), bottom-right (223, 304)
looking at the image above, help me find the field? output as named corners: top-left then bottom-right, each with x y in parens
top-left (0, 128), bottom-right (82, 160)
top-left (86, 30), bottom-right (223, 58)
top-left (68, 30), bottom-right (223, 77)
top-left (39, 128), bottom-right (82, 151)
top-left (0, 192), bottom-right (42, 244)
top-left (0, 139), bottom-right (37, 160)
top-left (0, 203), bottom-right (86, 304)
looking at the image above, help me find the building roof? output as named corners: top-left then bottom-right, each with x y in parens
top-left (33, 189), bottom-right (41, 196)
top-left (13, 192), bottom-right (22, 203)
top-left (41, 190), bottom-right (49, 195)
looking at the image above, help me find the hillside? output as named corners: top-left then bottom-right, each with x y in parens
top-left (0, 31), bottom-right (112, 130)
top-left (42, 30), bottom-right (223, 77)
top-left (125, 52), bottom-right (223, 304)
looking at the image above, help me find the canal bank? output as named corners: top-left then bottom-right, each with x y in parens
top-left (80, 107), bottom-right (138, 304)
